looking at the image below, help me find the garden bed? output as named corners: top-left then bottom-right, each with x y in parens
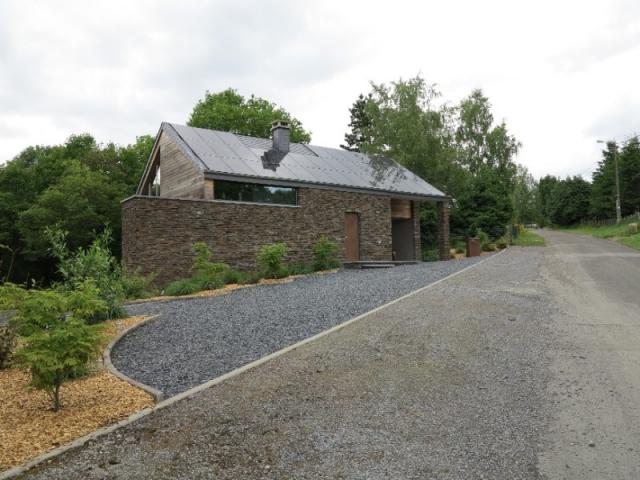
top-left (0, 316), bottom-right (154, 473)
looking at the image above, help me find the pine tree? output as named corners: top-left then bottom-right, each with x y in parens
top-left (341, 93), bottom-right (372, 152)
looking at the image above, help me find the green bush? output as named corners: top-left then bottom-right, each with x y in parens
top-left (238, 271), bottom-right (263, 285)
top-left (422, 248), bottom-right (439, 262)
top-left (11, 281), bottom-right (106, 337)
top-left (161, 243), bottom-right (233, 296)
top-left (223, 269), bottom-right (244, 285)
top-left (454, 247), bottom-right (465, 254)
top-left (3, 281), bottom-right (107, 410)
top-left (15, 316), bottom-right (104, 411)
top-left (121, 270), bottom-right (157, 299)
top-left (312, 236), bottom-right (340, 271)
top-left (475, 229), bottom-right (491, 251)
top-left (256, 243), bottom-right (289, 278)
top-left (163, 277), bottom-right (209, 296)
top-left (289, 262), bottom-right (314, 275)
top-left (48, 228), bottom-right (125, 320)
top-left (191, 242), bottom-right (230, 289)
top-left (0, 325), bottom-right (16, 369)
top-left (496, 239), bottom-right (508, 250)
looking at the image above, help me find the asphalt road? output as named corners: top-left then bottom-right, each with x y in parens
top-left (537, 230), bottom-right (640, 479)
top-left (13, 231), bottom-right (640, 479)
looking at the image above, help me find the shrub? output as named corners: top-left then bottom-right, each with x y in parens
top-left (161, 243), bottom-right (233, 296)
top-left (191, 242), bottom-right (229, 289)
top-left (121, 270), bottom-right (157, 299)
top-left (422, 248), bottom-right (439, 262)
top-left (15, 317), bottom-right (104, 411)
top-left (312, 236), bottom-right (340, 271)
top-left (48, 228), bottom-right (125, 320)
top-left (0, 325), bottom-right (16, 369)
top-left (289, 262), bottom-right (314, 275)
top-left (11, 281), bottom-right (106, 337)
top-left (163, 277), bottom-right (209, 296)
top-left (475, 229), bottom-right (491, 251)
top-left (496, 240), bottom-right (508, 250)
top-left (223, 269), bottom-right (244, 285)
top-left (238, 271), bottom-right (263, 285)
top-left (256, 243), bottom-right (289, 278)
top-left (454, 247), bottom-right (465, 254)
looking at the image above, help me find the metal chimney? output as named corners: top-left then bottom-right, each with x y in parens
top-left (271, 120), bottom-right (290, 153)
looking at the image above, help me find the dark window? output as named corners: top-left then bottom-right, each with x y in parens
top-left (213, 180), bottom-right (298, 206)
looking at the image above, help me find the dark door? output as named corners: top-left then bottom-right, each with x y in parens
top-left (345, 212), bottom-right (360, 261)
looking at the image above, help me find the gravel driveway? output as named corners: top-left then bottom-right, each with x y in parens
top-left (115, 257), bottom-right (485, 397)
top-left (19, 247), bottom-right (555, 479)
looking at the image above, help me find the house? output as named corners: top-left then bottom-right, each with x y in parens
top-left (122, 121), bottom-right (450, 285)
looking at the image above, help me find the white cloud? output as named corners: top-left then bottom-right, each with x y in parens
top-left (1, 0), bottom-right (639, 182)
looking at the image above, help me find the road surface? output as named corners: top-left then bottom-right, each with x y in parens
top-left (14, 231), bottom-right (640, 479)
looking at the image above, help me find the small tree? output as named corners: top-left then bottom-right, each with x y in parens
top-left (15, 317), bottom-right (104, 411)
top-left (256, 243), bottom-right (288, 278)
top-left (12, 281), bottom-right (106, 411)
top-left (47, 227), bottom-right (125, 320)
top-left (312, 236), bottom-right (340, 271)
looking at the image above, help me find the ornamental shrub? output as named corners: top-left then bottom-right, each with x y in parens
top-left (11, 281), bottom-right (106, 336)
top-left (312, 236), bottom-right (340, 271)
top-left (191, 242), bottom-right (229, 289)
top-left (15, 316), bottom-right (104, 411)
top-left (256, 243), bottom-right (289, 278)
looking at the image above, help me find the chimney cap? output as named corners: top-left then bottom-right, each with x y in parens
top-left (271, 120), bottom-right (290, 130)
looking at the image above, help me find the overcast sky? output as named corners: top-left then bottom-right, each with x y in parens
top-left (1, 0), bottom-right (638, 179)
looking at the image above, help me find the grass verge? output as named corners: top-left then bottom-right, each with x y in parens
top-left (560, 220), bottom-right (640, 252)
top-left (512, 229), bottom-right (546, 247)
top-left (0, 316), bottom-right (154, 473)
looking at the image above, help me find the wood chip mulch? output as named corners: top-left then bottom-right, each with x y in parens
top-left (0, 316), bottom-right (155, 473)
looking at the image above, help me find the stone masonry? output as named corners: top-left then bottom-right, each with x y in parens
top-left (437, 201), bottom-right (450, 261)
top-left (122, 187), bottom-right (415, 286)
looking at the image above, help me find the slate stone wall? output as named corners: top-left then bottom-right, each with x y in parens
top-left (437, 201), bottom-right (451, 260)
top-left (122, 188), bottom-right (399, 286)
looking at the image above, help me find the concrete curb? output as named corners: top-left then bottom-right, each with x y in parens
top-left (102, 314), bottom-right (165, 402)
top-left (0, 251), bottom-right (504, 480)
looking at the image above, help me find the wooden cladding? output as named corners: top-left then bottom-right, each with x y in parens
top-left (391, 199), bottom-right (412, 219)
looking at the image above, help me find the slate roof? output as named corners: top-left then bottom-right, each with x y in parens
top-left (159, 122), bottom-right (448, 200)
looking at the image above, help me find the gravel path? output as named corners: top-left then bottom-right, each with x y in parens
top-left (19, 247), bottom-right (555, 479)
top-left (114, 257), bottom-right (485, 397)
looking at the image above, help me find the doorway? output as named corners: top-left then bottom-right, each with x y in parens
top-left (344, 212), bottom-right (360, 261)
top-left (391, 199), bottom-right (415, 261)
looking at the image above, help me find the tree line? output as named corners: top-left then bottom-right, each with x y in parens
top-left (517, 138), bottom-right (640, 228)
top-left (1, 80), bottom-right (528, 285)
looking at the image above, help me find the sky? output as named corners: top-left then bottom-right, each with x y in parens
top-left (0, 0), bottom-right (639, 179)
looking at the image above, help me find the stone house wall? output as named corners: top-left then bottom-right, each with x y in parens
top-left (122, 187), bottom-right (424, 286)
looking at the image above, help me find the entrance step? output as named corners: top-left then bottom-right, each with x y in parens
top-left (343, 260), bottom-right (419, 269)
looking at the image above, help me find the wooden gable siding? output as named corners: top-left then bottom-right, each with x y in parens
top-left (390, 199), bottom-right (412, 219)
top-left (159, 132), bottom-right (205, 199)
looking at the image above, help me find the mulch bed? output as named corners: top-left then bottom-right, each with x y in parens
top-left (0, 316), bottom-right (155, 473)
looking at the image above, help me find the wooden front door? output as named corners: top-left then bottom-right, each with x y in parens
top-left (345, 212), bottom-right (360, 261)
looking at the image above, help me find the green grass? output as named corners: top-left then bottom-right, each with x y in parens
top-left (560, 219), bottom-right (640, 252)
top-left (619, 234), bottom-right (640, 250)
top-left (512, 229), bottom-right (546, 247)
top-left (562, 222), bottom-right (631, 239)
